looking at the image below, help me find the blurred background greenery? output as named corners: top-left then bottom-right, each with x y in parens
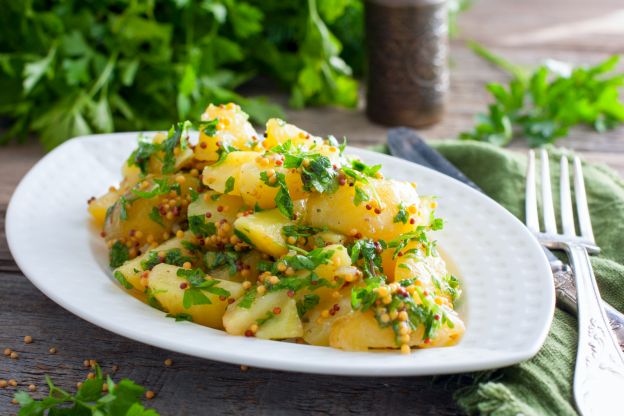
top-left (0, 0), bottom-right (471, 150)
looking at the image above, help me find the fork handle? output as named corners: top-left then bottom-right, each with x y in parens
top-left (553, 269), bottom-right (624, 351)
top-left (567, 244), bottom-right (624, 416)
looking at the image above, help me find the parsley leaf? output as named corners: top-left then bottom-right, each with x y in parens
top-left (260, 171), bottom-right (294, 219)
top-left (297, 294), bottom-right (320, 317)
top-left (393, 202), bottom-right (409, 224)
top-left (282, 225), bottom-right (326, 239)
top-left (114, 271), bottom-right (134, 290)
top-left (237, 290), bottom-right (257, 309)
top-left (149, 207), bottom-right (164, 227)
top-left (14, 364), bottom-right (158, 415)
top-left (353, 185), bottom-right (369, 206)
top-left (461, 43), bottom-right (624, 146)
top-left (349, 239), bottom-right (385, 279)
top-left (141, 248), bottom-right (192, 270)
top-left (188, 215), bottom-right (217, 237)
top-left (224, 176), bottom-right (235, 194)
top-left (167, 313), bottom-right (193, 322)
top-left (300, 155), bottom-right (338, 193)
top-left (110, 241), bottom-right (129, 268)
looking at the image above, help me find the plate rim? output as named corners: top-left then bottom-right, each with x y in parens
top-left (5, 132), bottom-right (555, 376)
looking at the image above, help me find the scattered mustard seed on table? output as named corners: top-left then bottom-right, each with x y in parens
top-left (24, 336), bottom-right (33, 344)
top-left (10, 351), bottom-right (18, 359)
top-left (48, 347), bottom-right (57, 354)
top-left (3, 348), bottom-right (11, 356)
top-left (145, 390), bottom-right (155, 400)
top-left (0, 379), bottom-right (7, 388)
top-left (8, 379), bottom-right (17, 387)
top-left (164, 358), bottom-right (173, 366)
top-left (28, 384), bottom-right (36, 392)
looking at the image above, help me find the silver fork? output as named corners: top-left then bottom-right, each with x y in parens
top-left (526, 149), bottom-right (624, 416)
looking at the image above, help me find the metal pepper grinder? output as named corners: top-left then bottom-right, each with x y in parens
top-left (365, 0), bottom-right (449, 127)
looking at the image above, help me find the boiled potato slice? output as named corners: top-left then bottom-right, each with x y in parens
top-left (195, 103), bottom-right (259, 162)
top-left (393, 241), bottom-right (446, 290)
top-left (306, 178), bottom-right (424, 242)
top-left (148, 264), bottom-right (244, 328)
top-left (263, 118), bottom-right (323, 150)
top-left (233, 204), bottom-right (306, 257)
top-left (202, 151), bottom-right (261, 195)
top-left (329, 308), bottom-right (464, 351)
top-left (312, 244), bottom-right (351, 281)
top-left (223, 290), bottom-right (303, 339)
top-left (302, 288), bottom-right (352, 346)
top-left (187, 191), bottom-right (245, 245)
top-left (104, 174), bottom-right (200, 245)
top-left (113, 237), bottom-right (187, 291)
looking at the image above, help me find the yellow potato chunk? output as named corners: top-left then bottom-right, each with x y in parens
top-left (113, 236), bottom-right (188, 291)
top-left (302, 288), bottom-right (352, 346)
top-left (88, 190), bottom-right (118, 227)
top-left (328, 309), bottom-right (462, 351)
top-left (233, 208), bottom-right (294, 257)
top-left (195, 103), bottom-right (259, 162)
top-left (202, 151), bottom-right (261, 195)
top-left (104, 174), bottom-right (201, 245)
top-left (148, 264), bottom-right (244, 329)
top-left (263, 118), bottom-right (323, 150)
top-left (306, 178), bottom-right (424, 242)
top-left (223, 290), bottom-right (303, 339)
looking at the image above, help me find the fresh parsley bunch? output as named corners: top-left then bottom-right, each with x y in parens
top-left (14, 365), bottom-right (159, 416)
top-left (460, 43), bottom-right (624, 147)
top-left (0, 0), bottom-right (364, 149)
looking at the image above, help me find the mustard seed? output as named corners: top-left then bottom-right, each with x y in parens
top-left (24, 336), bottom-right (33, 344)
top-left (145, 390), bottom-right (155, 400)
top-left (164, 358), bottom-right (173, 366)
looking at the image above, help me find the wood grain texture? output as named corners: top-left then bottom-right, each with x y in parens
top-left (2, 0), bottom-right (624, 414)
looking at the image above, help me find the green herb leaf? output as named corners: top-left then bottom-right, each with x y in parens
top-left (296, 294), bottom-right (320, 317)
top-left (224, 176), bottom-right (235, 194)
top-left (110, 241), bottom-right (129, 268)
top-left (149, 207), bottom-right (164, 227)
top-left (393, 202), bottom-right (409, 224)
top-left (114, 271), bottom-right (134, 290)
top-left (188, 215), bottom-right (217, 238)
top-left (237, 290), bottom-right (257, 309)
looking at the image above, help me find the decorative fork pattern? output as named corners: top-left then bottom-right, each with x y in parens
top-left (525, 149), bottom-right (624, 416)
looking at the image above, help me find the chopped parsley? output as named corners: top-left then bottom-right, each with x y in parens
top-left (181, 240), bottom-right (202, 253)
top-left (149, 207), bottom-right (164, 227)
top-left (188, 215), bottom-right (217, 238)
top-left (141, 248), bottom-right (192, 270)
top-left (113, 271), bottom-right (133, 290)
top-left (145, 287), bottom-right (166, 311)
top-left (233, 228), bottom-right (255, 247)
top-left (256, 310), bottom-right (276, 326)
top-left (349, 239), bottom-right (385, 279)
top-left (353, 186), bottom-right (369, 206)
top-left (177, 268), bottom-right (231, 308)
top-left (393, 203), bottom-right (409, 224)
top-left (237, 290), bottom-right (257, 309)
top-left (119, 196), bottom-right (129, 221)
top-left (296, 294), bottom-right (320, 317)
top-left (259, 171), bottom-right (294, 219)
top-left (281, 225), bottom-right (326, 239)
top-left (197, 118), bottom-right (218, 136)
top-left (167, 312), bottom-right (193, 322)
top-left (131, 178), bottom-right (181, 199)
top-left (300, 155), bottom-right (337, 194)
top-left (161, 121), bottom-right (192, 174)
top-left (265, 272), bottom-right (334, 293)
top-left (223, 176), bottom-right (235, 194)
top-left (204, 251), bottom-right (239, 275)
top-left (127, 135), bottom-right (159, 174)
top-left (109, 241), bottom-right (129, 268)
top-left (276, 247), bottom-right (335, 273)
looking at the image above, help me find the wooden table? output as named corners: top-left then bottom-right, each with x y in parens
top-left (2, 0), bottom-right (623, 414)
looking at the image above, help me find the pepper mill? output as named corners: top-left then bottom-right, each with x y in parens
top-left (365, 0), bottom-right (449, 127)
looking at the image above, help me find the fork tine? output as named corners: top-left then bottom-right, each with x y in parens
top-left (525, 150), bottom-right (539, 232)
top-left (560, 156), bottom-right (576, 236)
top-left (573, 156), bottom-right (595, 243)
top-left (540, 149), bottom-right (558, 234)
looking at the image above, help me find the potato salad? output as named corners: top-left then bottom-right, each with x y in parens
top-left (89, 103), bottom-right (464, 353)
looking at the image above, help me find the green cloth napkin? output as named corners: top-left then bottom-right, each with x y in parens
top-left (425, 141), bottom-right (624, 415)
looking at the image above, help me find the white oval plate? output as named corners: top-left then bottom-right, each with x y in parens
top-left (6, 133), bottom-right (554, 376)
